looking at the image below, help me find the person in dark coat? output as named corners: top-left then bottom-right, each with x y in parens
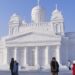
top-left (50, 57), bottom-right (59, 75)
top-left (13, 61), bottom-right (19, 75)
top-left (10, 58), bottom-right (14, 75)
top-left (16, 62), bottom-right (19, 75)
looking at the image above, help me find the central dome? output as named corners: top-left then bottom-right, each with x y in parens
top-left (32, 6), bottom-right (44, 12)
top-left (31, 5), bottom-right (45, 23)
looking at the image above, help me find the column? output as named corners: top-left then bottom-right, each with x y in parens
top-left (34, 47), bottom-right (38, 66)
top-left (14, 47), bottom-right (17, 60)
top-left (56, 45), bottom-right (60, 64)
top-left (45, 46), bottom-right (48, 66)
top-left (3, 48), bottom-right (8, 65)
top-left (24, 47), bottom-right (28, 66)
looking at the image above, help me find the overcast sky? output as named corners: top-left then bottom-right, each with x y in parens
top-left (0, 0), bottom-right (75, 36)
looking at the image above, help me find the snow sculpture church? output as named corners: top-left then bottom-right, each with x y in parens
top-left (0, 1), bottom-right (75, 70)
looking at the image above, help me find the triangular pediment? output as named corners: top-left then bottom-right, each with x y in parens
top-left (5, 32), bottom-right (60, 43)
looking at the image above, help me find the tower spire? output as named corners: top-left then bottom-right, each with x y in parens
top-left (37, 0), bottom-right (40, 6)
top-left (56, 4), bottom-right (58, 10)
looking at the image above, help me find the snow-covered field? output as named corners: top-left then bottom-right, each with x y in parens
top-left (0, 70), bottom-right (72, 75)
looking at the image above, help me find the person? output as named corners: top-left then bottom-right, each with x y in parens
top-left (10, 58), bottom-right (14, 75)
top-left (72, 61), bottom-right (75, 75)
top-left (13, 61), bottom-right (19, 75)
top-left (50, 57), bottom-right (59, 75)
top-left (68, 60), bottom-right (71, 70)
top-left (16, 61), bottom-right (19, 75)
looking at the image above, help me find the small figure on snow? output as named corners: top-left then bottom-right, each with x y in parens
top-left (72, 61), bottom-right (75, 75)
top-left (68, 60), bottom-right (71, 70)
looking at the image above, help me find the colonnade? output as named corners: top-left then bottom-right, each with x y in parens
top-left (7, 45), bottom-right (60, 69)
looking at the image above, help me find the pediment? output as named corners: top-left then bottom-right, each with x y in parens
top-left (5, 32), bottom-right (60, 43)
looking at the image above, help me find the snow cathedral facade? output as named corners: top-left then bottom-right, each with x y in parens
top-left (0, 1), bottom-right (75, 70)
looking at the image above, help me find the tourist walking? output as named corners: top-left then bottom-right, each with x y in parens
top-left (72, 61), bottom-right (75, 75)
top-left (10, 58), bottom-right (14, 75)
top-left (68, 60), bottom-right (71, 70)
top-left (13, 61), bottom-right (19, 75)
top-left (50, 57), bottom-right (59, 75)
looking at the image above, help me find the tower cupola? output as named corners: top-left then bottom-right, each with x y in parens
top-left (9, 13), bottom-right (21, 25)
top-left (51, 5), bottom-right (63, 22)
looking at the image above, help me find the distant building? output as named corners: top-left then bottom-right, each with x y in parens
top-left (0, 1), bottom-right (75, 70)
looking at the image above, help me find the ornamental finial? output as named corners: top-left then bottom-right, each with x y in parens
top-left (37, 0), bottom-right (40, 6)
top-left (56, 4), bottom-right (58, 10)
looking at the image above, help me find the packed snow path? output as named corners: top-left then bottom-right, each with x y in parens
top-left (0, 70), bottom-right (72, 75)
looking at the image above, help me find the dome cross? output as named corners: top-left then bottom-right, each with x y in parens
top-left (56, 4), bottom-right (58, 10)
top-left (37, 0), bottom-right (40, 6)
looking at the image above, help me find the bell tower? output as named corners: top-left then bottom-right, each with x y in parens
top-left (51, 5), bottom-right (64, 35)
top-left (9, 13), bottom-right (21, 35)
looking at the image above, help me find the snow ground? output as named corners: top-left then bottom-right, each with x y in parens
top-left (0, 70), bottom-right (72, 75)
top-left (0, 65), bottom-right (72, 75)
